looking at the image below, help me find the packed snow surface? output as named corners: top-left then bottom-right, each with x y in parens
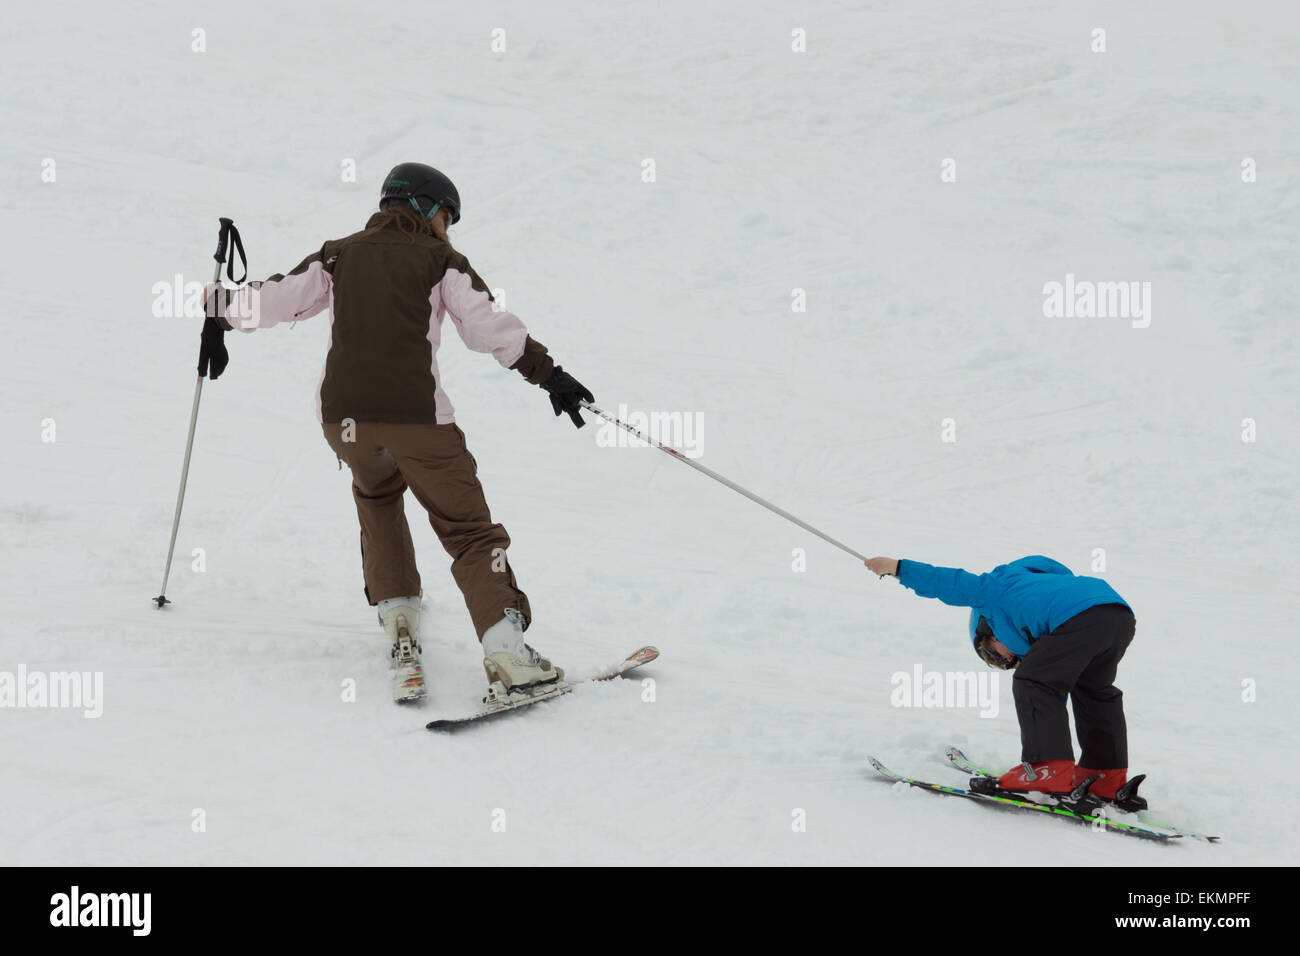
top-left (2, 1), bottom-right (1297, 864)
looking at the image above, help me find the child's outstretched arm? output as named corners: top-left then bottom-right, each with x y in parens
top-left (865, 556), bottom-right (1000, 610)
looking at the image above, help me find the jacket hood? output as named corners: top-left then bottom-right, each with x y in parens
top-left (967, 556), bottom-right (1074, 645)
top-left (1004, 555), bottom-right (1074, 576)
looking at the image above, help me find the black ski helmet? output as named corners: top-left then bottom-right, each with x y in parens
top-left (380, 163), bottom-right (461, 223)
top-left (971, 613), bottom-right (1020, 670)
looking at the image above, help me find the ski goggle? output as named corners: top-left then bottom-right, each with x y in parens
top-left (975, 635), bottom-right (1019, 670)
top-left (973, 617), bottom-right (1020, 670)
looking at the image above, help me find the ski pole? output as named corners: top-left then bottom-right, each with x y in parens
top-left (154, 217), bottom-right (243, 608)
top-left (579, 400), bottom-right (868, 563)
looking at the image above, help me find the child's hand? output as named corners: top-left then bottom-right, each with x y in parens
top-left (865, 557), bottom-right (899, 578)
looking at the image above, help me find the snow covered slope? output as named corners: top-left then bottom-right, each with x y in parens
top-left (1, 0), bottom-right (1296, 864)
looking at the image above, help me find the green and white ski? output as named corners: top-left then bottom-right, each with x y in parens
top-left (868, 755), bottom-right (1184, 842)
top-left (943, 745), bottom-right (1219, 842)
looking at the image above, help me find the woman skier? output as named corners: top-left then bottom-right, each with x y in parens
top-left (864, 554), bottom-right (1145, 810)
top-left (201, 162), bottom-right (593, 702)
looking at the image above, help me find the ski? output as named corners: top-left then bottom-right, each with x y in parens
top-left (426, 646), bottom-right (659, 732)
top-left (944, 746), bottom-right (1219, 842)
top-left (589, 644), bottom-right (660, 680)
top-left (868, 756), bottom-right (1184, 842)
top-left (944, 745), bottom-right (999, 778)
top-left (392, 628), bottom-right (426, 704)
top-left (394, 661), bottom-right (426, 703)
top-left (426, 679), bottom-right (574, 730)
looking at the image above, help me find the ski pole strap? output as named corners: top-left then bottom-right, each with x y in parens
top-left (213, 217), bottom-right (247, 283)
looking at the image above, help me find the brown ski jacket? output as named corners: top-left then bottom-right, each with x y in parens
top-left (222, 212), bottom-right (554, 423)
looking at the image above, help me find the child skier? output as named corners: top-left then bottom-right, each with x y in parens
top-left (864, 554), bottom-right (1145, 810)
top-left (200, 162), bottom-right (593, 702)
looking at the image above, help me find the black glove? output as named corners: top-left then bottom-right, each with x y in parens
top-left (540, 365), bottom-right (593, 428)
top-left (198, 315), bottom-right (229, 380)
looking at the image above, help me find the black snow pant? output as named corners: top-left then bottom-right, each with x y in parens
top-left (1012, 603), bottom-right (1136, 768)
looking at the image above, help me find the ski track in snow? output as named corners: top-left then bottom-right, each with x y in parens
top-left (2, 1), bottom-right (1297, 864)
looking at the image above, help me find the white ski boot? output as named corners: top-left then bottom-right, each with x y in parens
top-left (481, 608), bottom-right (564, 699)
top-left (379, 596), bottom-right (426, 703)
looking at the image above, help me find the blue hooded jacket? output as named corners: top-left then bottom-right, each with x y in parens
top-left (895, 555), bottom-right (1129, 657)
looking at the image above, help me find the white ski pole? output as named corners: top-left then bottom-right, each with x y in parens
top-left (154, 217), bottom-right (244, 608)
top-left (579, 400), bottom-right (867, 563)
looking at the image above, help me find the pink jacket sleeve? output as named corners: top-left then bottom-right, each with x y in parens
top-left (439, 267), bottom-right (529, 368)
top-left (225, 251), bottom-right (332, 332)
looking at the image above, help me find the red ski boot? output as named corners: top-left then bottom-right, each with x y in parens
top-left (970, 760), bottom-right (1077, 797)
top-left (1073, 766), bottom-right (1148, 812)
top-left (998, 760), bottom-right (1078, 794)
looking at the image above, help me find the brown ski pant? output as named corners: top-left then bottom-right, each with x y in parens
top-left (322, 422), bottom-right (530, 639)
